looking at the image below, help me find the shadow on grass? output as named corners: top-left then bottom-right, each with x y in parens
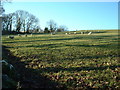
top-left (2, 45), bottom-right (120, 89)
top-left (22, 44), bottom-right (60, 48)
top-left (62, 54), bottom-right (119, 61)
top-left (4, 42), bottom-right (119, 50)
top-left (48, 37), bottom-right (83, 41)
top-left (65, 43), bottom-right (119, 48)
top-left (38, 65), bottom-right (120, 73)
top-left (9, 43), bottom-right (61, 49)
top-left (3, 39), bottom-right (47, 44)
top-left (2, 46), bottom-right (66, 89)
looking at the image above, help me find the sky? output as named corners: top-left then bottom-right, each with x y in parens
top-left (3, 1), bottom-right (118, 31)
top-left (11, 0), bottom-right (119, 2)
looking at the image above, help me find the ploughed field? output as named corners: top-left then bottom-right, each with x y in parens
top-left (2, 30), bottom-right (120, 89)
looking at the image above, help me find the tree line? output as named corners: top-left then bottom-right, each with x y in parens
top-left (2, 10), bottom-right (68, 34)
top-left (3, 10), bottom-right (40, 34)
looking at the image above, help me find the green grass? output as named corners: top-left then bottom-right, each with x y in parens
top-left (2, 30), bottom-right (120, 89)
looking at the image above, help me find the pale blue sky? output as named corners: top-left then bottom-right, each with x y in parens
top-left (4, 2), bottom-right (118, 31)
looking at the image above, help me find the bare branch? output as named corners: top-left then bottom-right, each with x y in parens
top-left (0, 0), bottom-right (12, 5)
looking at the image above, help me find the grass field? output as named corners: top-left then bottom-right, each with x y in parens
top-left (2, 30), bottom-right (120, 89)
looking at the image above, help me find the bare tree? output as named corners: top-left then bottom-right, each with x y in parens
top-left (57, 25), bottom-right (68, 32)
top-left (3, 13), bottom-right (14, 32)
top-left (14, 10), bottom-right (29, 32)
top-left (1, 0), bottom-right (12, 34)
top-left (14, 10), bottom-right (39, 33)
top-left (47, 20), bottom-right (57, 33)
top-left (3, 14), bottom-right (9, 31)
top-left (26, 14), bottom-right (39, 33)
top-left (3, 10), bottom-right (40, 34)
